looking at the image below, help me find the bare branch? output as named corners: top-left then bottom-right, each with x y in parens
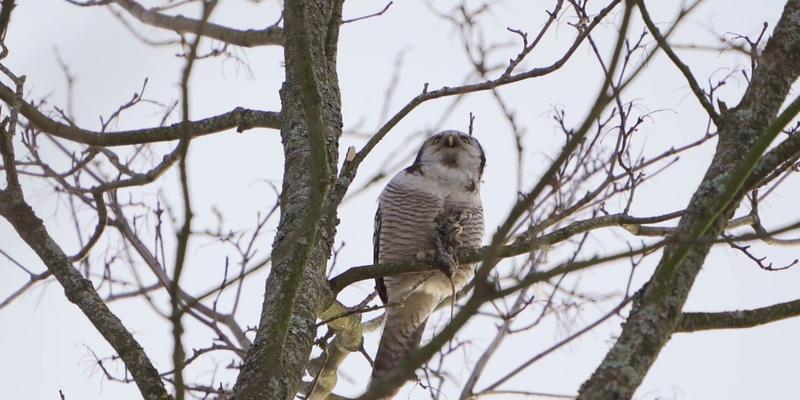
top-left (168, 2), bottom-right (216, 396)
top-left (0, 190), bottom-right (171, 400)
top-left (677, 298), bottom-right (800, 332)
top-left (479, 296), bottom-right (633, 394)
top-left (0, 80), bottom-right (280, 145)
top-left (330, 0), bottom-right (624, 207)
top-left (342, 1), bottom-right (393, 24)
top-left (108, 0), bottom-right (284, 47)
top-left (67, 192), bottom-right (108, 262)
top-left (579, 1), bottom-right (800, 397)
top-left (0, 0), bottom-right (15, 40)
top-left (637, 0), bottom-right (720, 124)
top-left (329, 211), bottom-right (681, 293)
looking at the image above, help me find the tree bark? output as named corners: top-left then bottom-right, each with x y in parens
top-left (0, 191), bottom-right (170, 400)
top-left (232, 1), bottom-right (343, 399)
top-left (578, 1), bottom-right (800, 398)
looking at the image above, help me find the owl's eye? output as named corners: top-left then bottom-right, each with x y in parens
top-left (431, 138), bottom-right (441, 145)
top-left (460, 136), bottom-right (472, 145)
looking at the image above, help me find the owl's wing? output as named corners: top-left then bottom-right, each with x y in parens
top-left (374, 206), bottom-right (388, 304)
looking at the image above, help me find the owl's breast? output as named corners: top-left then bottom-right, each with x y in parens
top-left (377, 180), bottom-right (442, 263)
top-left (377, 175), bottom-right (484, 263)
top-left (377, 172), bottom-right (485, 302)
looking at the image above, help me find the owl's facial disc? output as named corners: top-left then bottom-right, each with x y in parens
top-left (414, 130), bottom-right (486, 179)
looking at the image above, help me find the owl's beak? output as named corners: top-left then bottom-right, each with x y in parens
top-left (446, 135), bottom-right (455, 147)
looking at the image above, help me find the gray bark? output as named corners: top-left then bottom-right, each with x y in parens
top-left (577, 1), bottom-right (800, 398)
top-left (0, 191), bottom-right (171, 400)
top-left (232, 1), bottom-right (343, 399)
top-left (4, 1), bottom-right (800, 399)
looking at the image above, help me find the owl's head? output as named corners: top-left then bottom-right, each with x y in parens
top-left (412, 130), bottom-right (486, 179)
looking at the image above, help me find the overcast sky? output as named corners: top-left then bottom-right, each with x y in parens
top-left (2, 1), bottom-right (800, 399)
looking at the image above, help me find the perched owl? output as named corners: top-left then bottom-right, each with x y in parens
top-left (370, 130), bottom-right (485, 397)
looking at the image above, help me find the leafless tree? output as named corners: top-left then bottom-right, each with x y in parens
top-left (1, 0), bottom-right (800, 399)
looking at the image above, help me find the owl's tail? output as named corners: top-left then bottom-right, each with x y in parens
top-left (369, 292), bottom-right (437, 399)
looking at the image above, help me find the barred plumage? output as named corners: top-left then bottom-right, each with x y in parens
top-left (370, 130), bottom-right (485, 398)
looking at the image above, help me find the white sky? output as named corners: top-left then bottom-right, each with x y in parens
top-left (1, 1), bottom-right (800, 399)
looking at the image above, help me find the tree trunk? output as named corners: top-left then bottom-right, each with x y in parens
top-left (578, 1), bottom-right (800, 398)
top-left (232, 1), bottom-right (343, 399)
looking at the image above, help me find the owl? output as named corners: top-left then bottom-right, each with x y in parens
top-left (370, 130), bottom-right (485, 397)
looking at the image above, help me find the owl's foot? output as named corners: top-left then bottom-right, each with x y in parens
top-left (439, 210), bottom-right (471, 244)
